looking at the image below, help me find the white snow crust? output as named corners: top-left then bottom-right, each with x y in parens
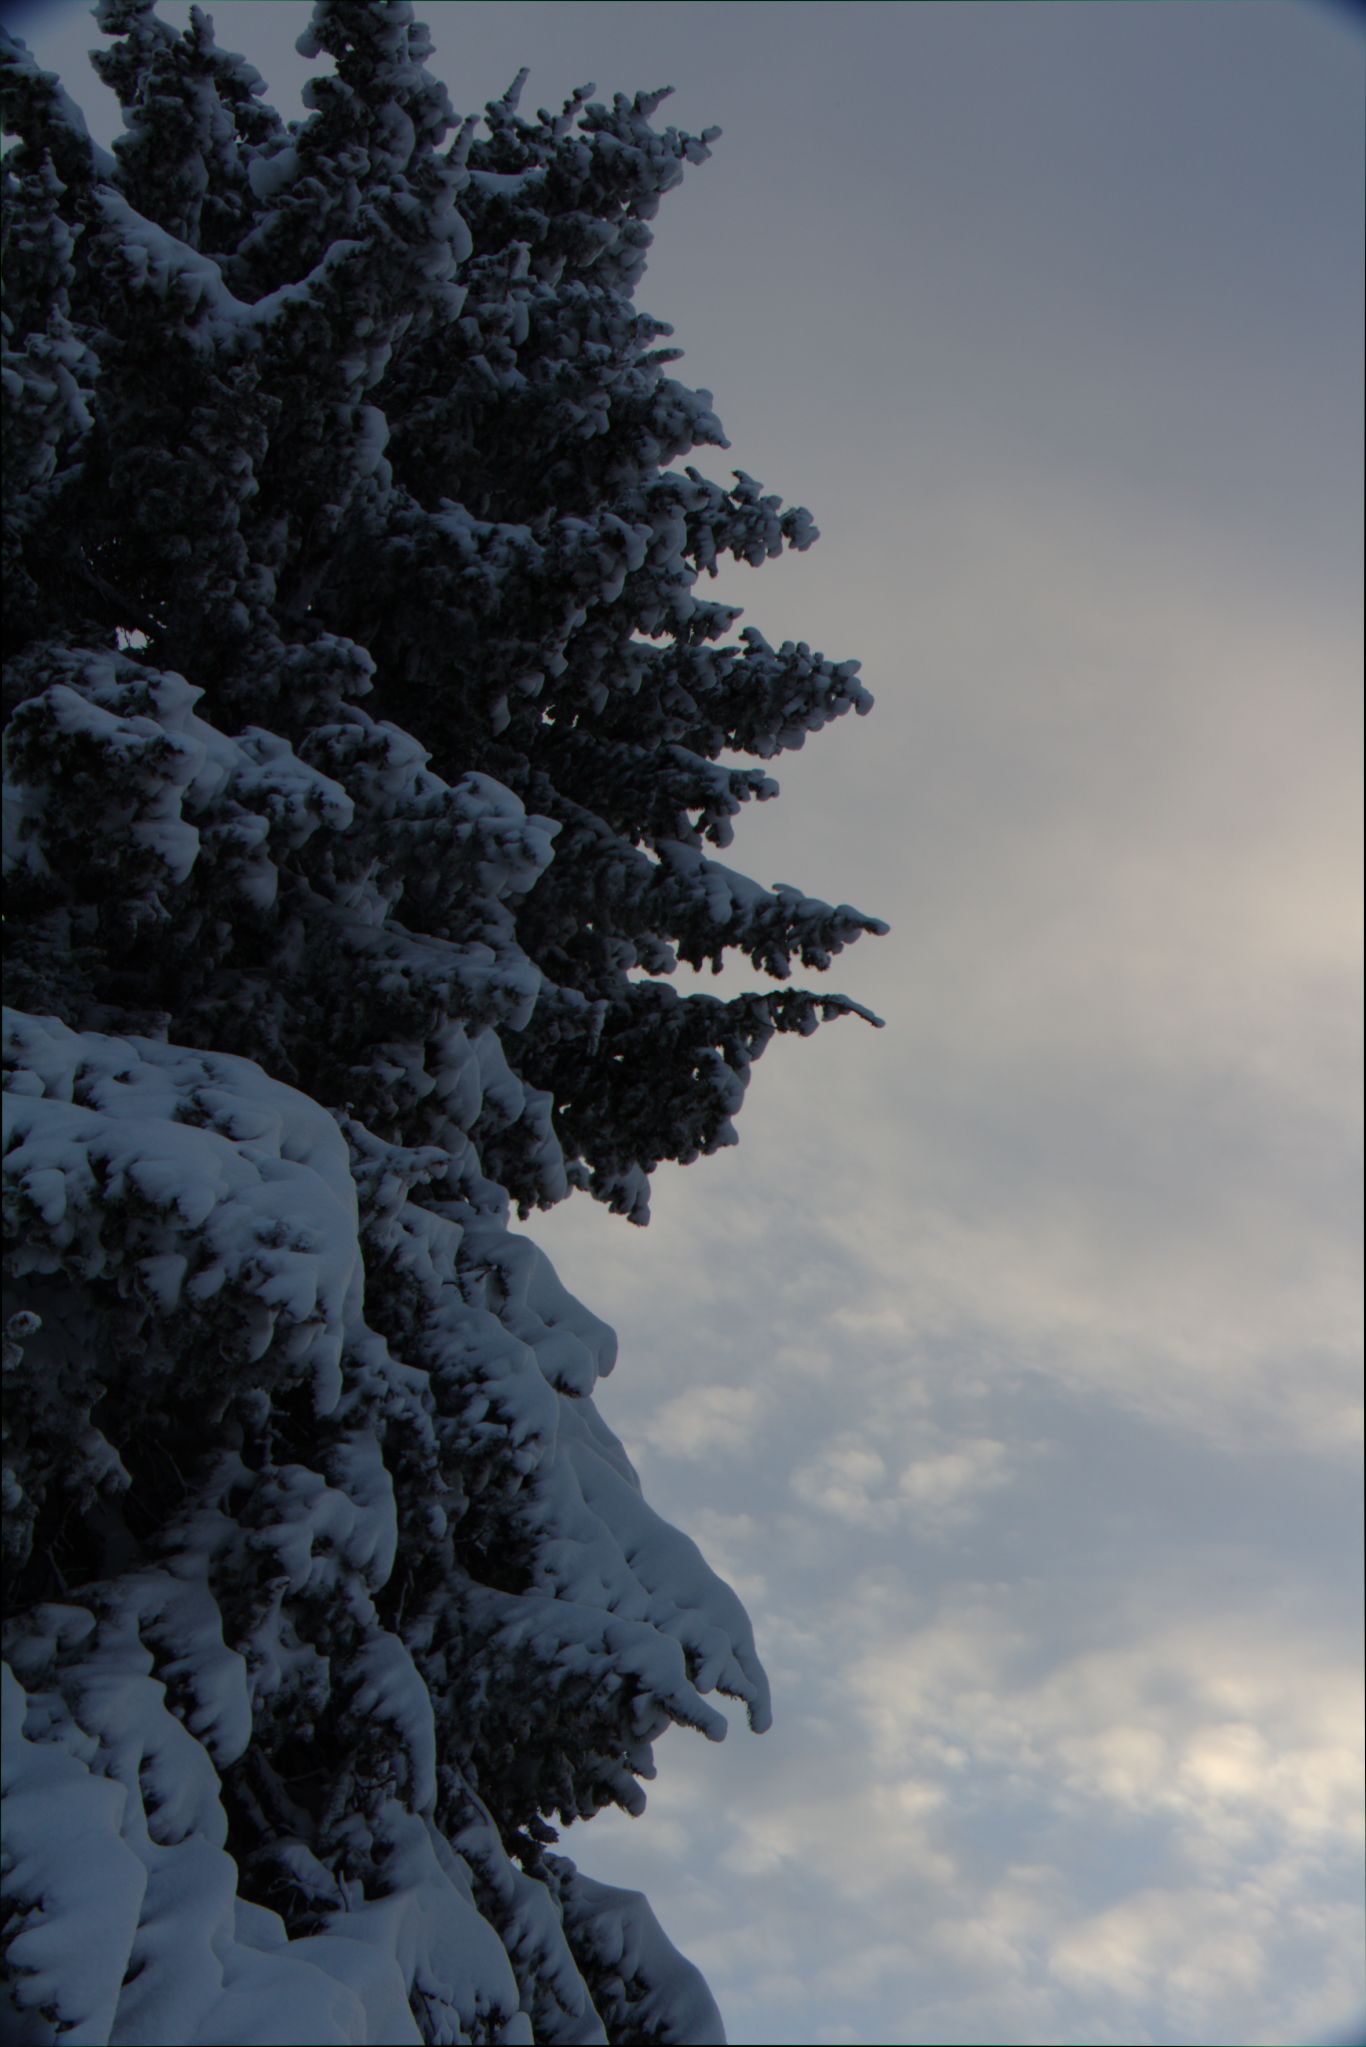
top-left (3, 1009), bottom-right (759, 2042)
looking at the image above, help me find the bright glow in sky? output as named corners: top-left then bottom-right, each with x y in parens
top-left (16, 3), bottom-right (1363, 2042)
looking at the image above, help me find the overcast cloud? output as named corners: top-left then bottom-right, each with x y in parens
top-left (16, 3), bottom-right (1364, 2042)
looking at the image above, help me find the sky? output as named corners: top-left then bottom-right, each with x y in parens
top-left (11, 3), bottom-right (1364, 2043)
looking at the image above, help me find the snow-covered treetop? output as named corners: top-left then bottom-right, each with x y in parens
top-left (3, 0), bottom-right (885, 1224)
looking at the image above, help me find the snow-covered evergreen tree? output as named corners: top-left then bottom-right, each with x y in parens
top-left (1, 6), bottom-right (885, 2041)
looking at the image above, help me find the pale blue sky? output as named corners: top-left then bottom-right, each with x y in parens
top-left (15, 4), bottom-right (1364, 2042)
